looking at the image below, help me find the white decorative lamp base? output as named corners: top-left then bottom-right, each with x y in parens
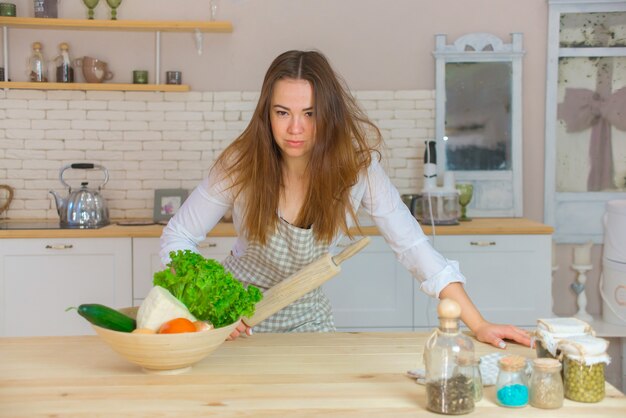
top-left (571, 264), bottom-right (593, 323)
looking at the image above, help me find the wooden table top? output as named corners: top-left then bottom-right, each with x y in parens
top-left (0, 332), bottom-right (622, 417)
top-left (0, 217), bottom-right (553, 238)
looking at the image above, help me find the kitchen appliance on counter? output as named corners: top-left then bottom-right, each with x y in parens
top-left (49, 163), bottom-right (110, 229)
top-left (418, 140), bottom-right (460, 225)
top-left (420, 189), bottom-right (460, 226)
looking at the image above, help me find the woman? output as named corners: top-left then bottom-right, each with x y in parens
top-left (161, 50), bottom-right (530, 348)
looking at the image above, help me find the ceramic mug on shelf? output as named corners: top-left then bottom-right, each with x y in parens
top-left (165, 70), bottom-right (182, 85)
top-left (0, 2), bottom-right (17, 17)
top-left (0, 184), bottom-right (14, 215)
top-left (132, 70), bottom-right (148, 84)
top-left (34, 0), bottom-right (57, 18)
top-left (73, 56), bottom-right (114, 83)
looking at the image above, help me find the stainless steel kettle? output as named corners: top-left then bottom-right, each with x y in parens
top-left (49, 163), bottom-right (110, 228)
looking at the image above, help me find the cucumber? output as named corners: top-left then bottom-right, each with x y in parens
top-left (67, 304), bottom-right (136, 332)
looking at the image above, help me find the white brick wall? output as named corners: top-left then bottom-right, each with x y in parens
top-left (0, 89), bottom-right (435, 220)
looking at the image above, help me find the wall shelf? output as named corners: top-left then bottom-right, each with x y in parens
top-left (0, 17), bottom-right (233, 33)
top-left (0, 17), bottom-right (233, 90)
top-left (0, 81), bottom-right (190, 92)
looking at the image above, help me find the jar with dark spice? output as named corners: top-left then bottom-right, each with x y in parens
top-left (496, 355), bottom-right (529, 408)
top-left (423, 298), bottom-right (475, 415)
top-left (534, 337), bottom-right (556, 359)
top-left (529, 358), bottom-right (563, 409)
top-left (535, 318), bottom-right (592, 360)
top-left (54, 42), bottom-right (74, 83)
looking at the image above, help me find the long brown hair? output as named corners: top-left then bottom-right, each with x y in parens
top-left (213, 50), bottom-right (381, 245)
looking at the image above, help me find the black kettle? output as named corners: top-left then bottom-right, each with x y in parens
top-left (49, 163), bottom-right (110, 228)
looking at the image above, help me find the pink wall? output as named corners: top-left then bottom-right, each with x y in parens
top-left (5, 0), bottom-right (568, 306)
top-left (3, 0), bottom-right (558, 296)
top-left (4, 0), bottom-right (549, 221)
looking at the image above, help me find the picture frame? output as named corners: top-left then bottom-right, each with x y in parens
top-left (153, 189), bottom-right (188, 222)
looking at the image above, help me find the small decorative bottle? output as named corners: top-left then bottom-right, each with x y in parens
top-left (496, 355), bottom-right (529, 407)
top-left (529, 358), bottom-right (563, 409)
top-left (424, 298), bottom-right (475, 415)
top-left (454, 355), bottom-right (483, 403)
top-left (471, 358), bottom-right (483, 402)
top-left (28, 42), bottom-right (48, 82)
top-left (55, 43), bottom-right (74, 83)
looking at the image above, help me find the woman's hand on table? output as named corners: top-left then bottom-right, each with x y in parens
top-left (226, 320), bottom-right (252, 340)
top-left (474, 321), bottom-right (532, 349)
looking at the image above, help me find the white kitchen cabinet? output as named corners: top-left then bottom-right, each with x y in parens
top-left (415, 234), bottom-right (553, 329)
top-left (322, 233), bottom-right (552, 332)
top-left (0, 238), bottom-right (132, 337)
top-left (322, 236), bottom-right (415, 331)
top-left (132, 237), bottom-right (237, 305)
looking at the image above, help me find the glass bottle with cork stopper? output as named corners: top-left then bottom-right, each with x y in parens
top-left (423, 298), bottom-right (475, 415)
top-left (55, 42), bottom-right (74, 83)
top-left (28, 42), bottom-right (47, 82)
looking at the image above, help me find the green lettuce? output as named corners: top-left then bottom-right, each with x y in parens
top-left (153, 250), bottom-right (262, 328)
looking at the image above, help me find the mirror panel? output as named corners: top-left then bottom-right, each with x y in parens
top-left (445, 62), bottom-right (512, 171)
top-left (434, 33), bottom-right (524, 217)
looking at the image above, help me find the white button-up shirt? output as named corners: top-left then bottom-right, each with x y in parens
top-left (160, 157), bottom-right (466, 298)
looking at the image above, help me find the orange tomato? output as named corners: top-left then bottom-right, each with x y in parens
top-left (158, 318), bottom-right (197, 334)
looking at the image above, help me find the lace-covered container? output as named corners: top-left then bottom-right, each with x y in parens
top-left (559, 335), bottom-right (610, 403)
top-left (534, 317), bottom-right (592, 359)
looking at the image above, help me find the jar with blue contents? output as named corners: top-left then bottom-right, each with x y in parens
top-left (496, 355), bottom-right (529, 408)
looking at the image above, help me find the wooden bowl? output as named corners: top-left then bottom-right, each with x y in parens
top-left (92, 307), bottom-right (239, 374)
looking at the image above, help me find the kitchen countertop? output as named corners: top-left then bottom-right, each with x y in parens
top-left (0, 332), bottom-right (623, 417)
top-left (0, 217), bottom-right (553, 238)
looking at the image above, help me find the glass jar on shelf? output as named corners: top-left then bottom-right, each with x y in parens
top-left (423, 298), bottom-right (475, 415)
top-left (529, 358), bottom-right (563, 409)
top-left (495, 355), bottom-right (529, 408)
top-left (28, 42), bottom-right (47, 82)
top-left (54, 42), bottom-right (74, 83)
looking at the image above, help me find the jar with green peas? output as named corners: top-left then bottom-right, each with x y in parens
top-left (563, 355), bottom-right (606, 402)
top-left (558, 335), bottom-right (610, 403)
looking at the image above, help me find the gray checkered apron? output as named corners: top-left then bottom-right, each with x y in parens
top-left (221, 216), bottom-right (335, 333)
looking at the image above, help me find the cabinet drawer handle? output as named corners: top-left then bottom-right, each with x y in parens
top-left (470, 241), bottom-right (496, 247)
top-left (45, 244), bottom-right (74, 250)
top-left (198, 242), bottom-right (218, 248)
